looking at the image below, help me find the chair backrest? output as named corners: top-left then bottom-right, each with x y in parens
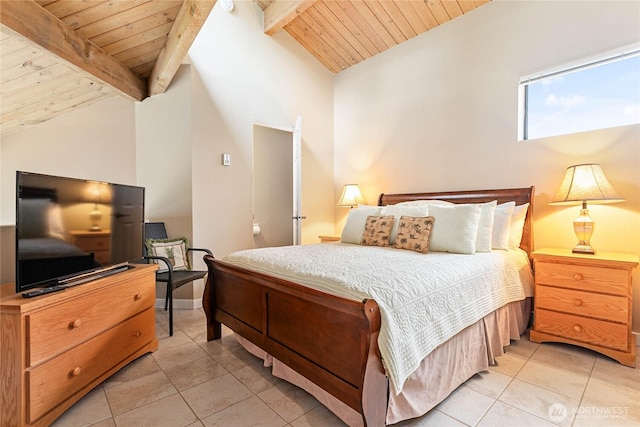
top-left (143, 222), bottom-right (169, 259)
top-left (145, 222), bottom-right (168, 240)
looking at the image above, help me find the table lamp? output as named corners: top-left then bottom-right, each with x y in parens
top-left (550, 163), bottom-right (623, 254)
top-left (337, 184), bottom-right (365, 208)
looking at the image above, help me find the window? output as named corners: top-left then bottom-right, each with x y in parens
top-left (518, 45), bottom-right (640, 141)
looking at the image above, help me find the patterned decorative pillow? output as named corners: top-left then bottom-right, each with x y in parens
top-left (361, 215), bottom-right (394, 247)
top-left (145, 238), bottom-right (190, 272)
top-left (393, 216), bottom-right (435, 254)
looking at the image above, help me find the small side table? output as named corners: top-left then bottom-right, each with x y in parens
top-left (319, 235), bottom-right (340, 243)
top-left (530, 248), bottom-right (638, 367)
top-left (70, 230), bottom-right (111, 264)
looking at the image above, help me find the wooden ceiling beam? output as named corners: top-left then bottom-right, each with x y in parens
top-left (263, 0), bottom-right (318, 35)
top-left (0, 0), bottom-right (147, 102)
top-left (147, 0), bottom-right (215, 96)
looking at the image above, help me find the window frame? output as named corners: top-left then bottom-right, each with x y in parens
top-left (518, 43), bottom-right (640, 141)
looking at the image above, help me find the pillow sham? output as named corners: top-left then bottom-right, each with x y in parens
top-left (381, 204), bottom-right (429, 244)
top-left (393, 215), bottom-right (435, 254)
top-left (428, 204), bottom-right (482, 254)
top-left (20, 198), bottom-right (50, 238)
top-left (474, 200), bottom-right (497, 253)
top-left (509, 203), bottom-right (530, 249)
top-left (48, 203), bottom-right (65, 240)
top-left (395, 200), bottom-right (453, 207)
top-left (341, 205), bottom-right (382, 244)
top-left (492, 202), bottom-right (515, 250)
top-left (146, 237), bottom-right (190, 272)
top-left (361, 215), bottom-right (394, 247)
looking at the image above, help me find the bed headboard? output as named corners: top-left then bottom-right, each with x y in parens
top-left (378, 187), bottom-right (535, 258)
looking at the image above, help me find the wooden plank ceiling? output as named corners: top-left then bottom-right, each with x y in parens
top-left (258, 0), bottom-right (490, 73)
top-left (1, 0), bottom-right (488, 137)
top-left (1, 0), bottom-right (214, 137)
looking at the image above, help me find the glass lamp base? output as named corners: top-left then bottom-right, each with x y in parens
top-left (572, 244), bottom-right (595, 255)
top-left (573, 205), bottom-right (595, 255)
top-left (89, 208), bottom-right (102, 231)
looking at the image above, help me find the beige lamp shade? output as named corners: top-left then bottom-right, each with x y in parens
top-left (337, 184), bottom-right (365, 208)
top-left (551, 163), bottom-right (624, 205)
top-left (550, 163), bottom-right (623, 254)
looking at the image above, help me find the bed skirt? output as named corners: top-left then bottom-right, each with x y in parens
top-left (234, 297), bottom-right (531, 426)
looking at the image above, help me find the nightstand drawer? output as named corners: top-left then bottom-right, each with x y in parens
top-left (75, 235), bottom-right (110, 251)
top-left (535, 285), bottom-right (628, 323)
top-left (535, 308), bottom-right (628, 351)
top-left (535, 261), bottom-right (628, 296)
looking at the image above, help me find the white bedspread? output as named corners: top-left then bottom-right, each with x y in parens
top-left (223, 243), bottom-right (534, 394)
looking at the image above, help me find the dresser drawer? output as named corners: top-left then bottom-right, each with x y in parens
top-left (26, 308), bottom-right (155, 424)
top-left (535, 261), bottom-right (629, 296)
top-left (535, 285), bottom-right (628, 324)
top-left (535, 308), bottom-right (628, 351)
top-left (27, 274), bottom-right (155, 366)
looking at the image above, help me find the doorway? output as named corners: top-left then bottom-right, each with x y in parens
top-left (252, 117), bottom-right (302, 248)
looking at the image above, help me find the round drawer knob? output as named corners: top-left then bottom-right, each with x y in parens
top-left (573, 325), bottom-right (582, 333)
top-left (134, 293), bottom-right (142, 301)
top-left (71, 367), bottom-right (82, 377)
top-left (134, 331), bottom-right (142, 338)
top-left (574, 299), bottom-right (583, 306)
top-left (573, 274), bottom-right (583, 281)
top-left (70, 319), bottom-right (82, 329)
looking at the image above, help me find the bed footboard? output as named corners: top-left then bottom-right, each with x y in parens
top-left (202, 255), bottom-right (387, 426)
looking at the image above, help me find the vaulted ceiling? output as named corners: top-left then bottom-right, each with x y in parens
top-left (0, 0), bottom-right (489, 137)
top-left (256, 0), bottom-right (489, 73)
top-left (1, 0), bottom-right (215, 137)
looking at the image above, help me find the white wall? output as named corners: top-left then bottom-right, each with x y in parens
top-left (187, 1), bottom-right (335, 259)
top-left (135, 64), bottom-right (196, 302)
top-left (1, 96), bottom-right (137, 225)
top-left (130, 1), bottom-right (335, 302)
top-left (0, 96), bottom-right (136, 284)
top-left (136, 65), bottom-right (193, 237)
top-left (334, 0), bottom-right (640, 329)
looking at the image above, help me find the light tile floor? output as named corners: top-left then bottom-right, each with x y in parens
top-left (52, 308), bottom-right (640, 426)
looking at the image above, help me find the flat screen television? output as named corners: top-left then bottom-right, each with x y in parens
top-left (15, 171), bottom-right (145, 293)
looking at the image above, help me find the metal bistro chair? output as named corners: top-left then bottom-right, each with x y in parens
top-left (144, 222), bottom-right (212, 336)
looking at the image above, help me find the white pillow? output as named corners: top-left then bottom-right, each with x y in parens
top-left (47, 203), bottom-right (65, 240)
top-left (381, 205), bottom-right (429, 244)
top-left (509, 203), bottom-right (530, 249)
top-left (474, 200), bottom-right (497, 253)
top-left (428, 204), bottom-right (482, 254)
top-left (341, 205), bottom-right (382, 244)
top-left (492, 202), bottom-right (515, 250)
top-left (396, 200), bottom-right (453, 207)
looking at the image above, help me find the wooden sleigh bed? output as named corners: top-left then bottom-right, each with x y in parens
top-left (203, 187), bottom-right (535, 426)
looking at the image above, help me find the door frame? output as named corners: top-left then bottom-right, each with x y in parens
top-left (252, 116), bottom-right (302, 246)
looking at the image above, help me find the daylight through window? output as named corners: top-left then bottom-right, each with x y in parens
top-left (518, 45), bottom-right (640, 141)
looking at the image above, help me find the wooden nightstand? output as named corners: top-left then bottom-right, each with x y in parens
top-left (530, 248), bottom-right (638, 367)
top-left (70, 230), bottom-right (111, 264)
top-left (319, 235), bottom-right (340, 243)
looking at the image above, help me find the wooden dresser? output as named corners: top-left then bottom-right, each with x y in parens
top-left (0, 264), bottom-right (158, 427)
top-left (530, 248), bottom-right (638, 367)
